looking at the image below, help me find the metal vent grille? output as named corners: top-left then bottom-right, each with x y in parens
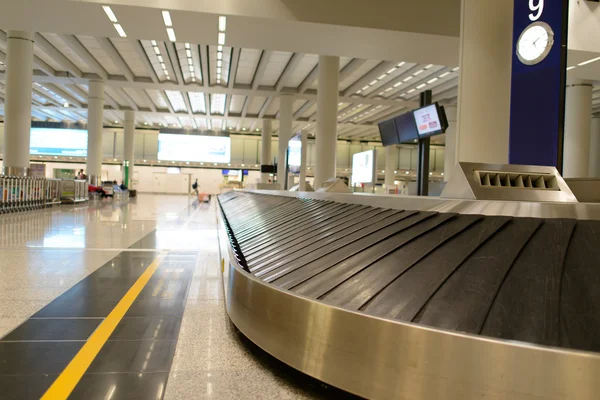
top-left (477, 171), bottom-right (558, 191)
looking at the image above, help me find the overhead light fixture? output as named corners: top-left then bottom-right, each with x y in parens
top-left (392, 82), bottom-right (402, 88)
top-left (154, 46), bottom-right (160, 55)
top-left (63, 102), bottom-right (69, 108)
top-left (439, 72), bottom-right (451, 78)
top-left (157, 55), bottom-right (164, 63)
top-left (114, 24), bottom-right (127, 38)
top-left (427, 77), bottom-right (438, 84)
top-left (387, 67), bottom-right (397, 74)
top-left (414, 69), bottom-right (424, 75)
top-left (566, 66), bottom-right (577, 71)
top-left (369, 80), bottom-right (378, 85)
top-left (217, 45), bottom-right (223, 52)
top-left (166, 27), bottom-right (176, 42)
top-left (416, 83), bottom-right (427, 89)
top-left (452, 67), bottom-right (460, 71)
top-left (397, 62), bottom-right (406, 67)
top-left (217, 52), bottom-right (222, 60)
top-left (103, 6), bottom-right (118, 23)
top-left (114, 120), bottom-right (118, 123)
top-left (218, 32), bottom-right (225, 45)
top-left (577, 56), bottom-right (600, 66)
top-left (217, 60), bottom-right (222, 67)
top-left (407, 88), bottom-right (416, 93)
top-left (377, 74), bottom-right (387, 80)
top-left (405, 171), bottom-right (409, 174)
top-left (162, 10), bottom-right (172, 27)
top-left (186, 49), bottom-right (192, 58)
top-left (160, 62), bottom-right (166, 69)
top-left (219, 16), bottom-right (227, 32)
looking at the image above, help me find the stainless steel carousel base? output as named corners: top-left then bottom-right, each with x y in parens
top-left (219, 191), bottom-right (600, 399)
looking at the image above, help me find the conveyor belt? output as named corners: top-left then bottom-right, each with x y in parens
top-left (219, 190), bottom-right (600, 354)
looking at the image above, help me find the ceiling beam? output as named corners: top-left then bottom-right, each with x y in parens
top-left (44, 83), bottom-right (83, 107)
top-left (342, 61), bottom-right (397, 97)
top-left (98, 38), bottom-right (134, 81)
top-left (369, 105), bottom-right (409, 124)
top-left (199, 45), bottom-right (209, 88)
top-left (204, 93), bottom-right (211, 117)
top-left (34, 33), bottom-right (83, 77)
top-left (117, 88), bottom-right (139, 111)
top-left (294, 100), bottom-right (314, 118)
top-left (258, 97), bottom-right (273, 119)
top-left (159, 90), bottom-right (175, 113)
top-left (224, 93), bottom-right (233, 118)
top-left (241, 96), bottom-right (252, 118)
top-left (165, 42), bottom-right (184, 85)
top-left (139, 89), bottom-right (157, 112)
top-left (275, 53), bottom-right (303, 92)
top-left (251, 50), bottom-right (273, 90)
top-left (298, 65), bottom-right (317, 93)
top-left (228, 48), bottom-right (240, 89)
top-left (363, 64), bottom-right (421, 98)
top-left (338, 58), bottom-right (366, 83)
top-left (59, 34), bottom-right (108, 79)
top-left (182, 92), bottom-right (193, 116)
top-left (130, 39), bottom-right (158, 83)
top-left (33, 87), bottom-right (62, 107)
top-left (64, 84), bottom-right (89, 102)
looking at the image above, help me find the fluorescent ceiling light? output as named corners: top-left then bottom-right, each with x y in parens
top-left (186, 49), bottom-right (192, 57)
top-left (217, 60), bottom-right (222, 67)
top-left (153, 46), bottom-right (160, 55)
top-left (151, 40), bottom-right (157, 46)
top-left (217, 45), bottom-right (223, 51)
top-left (103, 6), bottom-right (118, 23)
top-left (218, 33), bottom-right (226, 45)
top-left (577, 56), bottom-right (600, 66)
top-left (217, 52), bottom-right (222, 60)
top-left (157, 55), bottom-right (163, 63)
top-left (387, 68), bottom-right (397, 74)
top-left (114, 24), bottom-right (127, 38)
top-left (384, 87), bottom-right (393, 92)
top-left (414, 69), bottom-right (424, 75)
top-left (185, 43), bottom-right (191, 49)
top-left (427, 77), bottom-right (438, 84)
top-left (160, 62), bottom-right (166, 69)
top-left (566, 66), bottom-right (577, 71)
top-left (407, 88), bottom-right (416, 93)
top-left (63, 102), bottom-right (69, 108)
top-left (216, 67), bottom-right (222, 74)
top-left (452, 67), bottom-right (460, 71)
top-left (403, 76), bottom-right (414, 82)
top-left (162, 10), bottom-right (173, 27)
top-left (189, 65), bottom-right (194, 72)
top-left (439, 72), bottom-right (451, 78)
top-left (188, 58), bottom-right (193, 65)
top-left (219, 16), bottom-right (227, 32)
top-left (416, 83), bottom-right (427, 89)
top-left (425, 64), bottom-right (434, 69)
top-left (166, 28), bottom-right (176, 42)
top-left (377, 74), bottom-right (387, 80)
top-left (393, 82), bottom-right (402, 88)
top-left (397, 62), bottom-right (405, 67)
top-left (361, 85), bottom-right (369, 90)
top-left (369, 80), bottom-right (378, 85)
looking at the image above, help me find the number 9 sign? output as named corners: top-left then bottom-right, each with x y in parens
top-left (529, 0), bottom-right (544, 21)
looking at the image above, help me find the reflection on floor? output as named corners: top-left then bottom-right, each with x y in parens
top-left (0, 194), bottom-right (351, 399)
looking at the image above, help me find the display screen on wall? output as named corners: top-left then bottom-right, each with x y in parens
top-left (352, 150), bottom-right (376, 184)
top-left (287, 134), bottom-right (302, 173)
top-left (157, 134), bottom-right (231, 163)
top-left (30, 128), bottom-right (88, 157)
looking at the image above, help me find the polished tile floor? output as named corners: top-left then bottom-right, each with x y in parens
top-left (0, 194), bottom-right (345, 399)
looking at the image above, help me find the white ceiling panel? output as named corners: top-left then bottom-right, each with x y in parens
top-left (122, 87), bottom-right (149, 109)
top-left (33, 47), bottom-right (64, 71)
top-left (236, 48), bottom-right (261, 85)
top-left (41, 33), bottom-right (92, 73)
top-left (145, 89), bottom-right (169, 109)
top-left (266, 97), bottom-right (279, 116)
top-left (287, 54), bottom-right (318, 88)
top-left (76, 35), bottom-right (120, 75)
top-left (229, 94), bottom-right (246, 114)
top-left (338, 59), bottom-right (380, 91)
top-left (208, 45), bottom-right (232, 86)
top-left (247, 96), bottom-right (267, 115)
top-left (260, 51), bottom-right (293, 87)
top-left (111, 38), bottom-right (149, 78)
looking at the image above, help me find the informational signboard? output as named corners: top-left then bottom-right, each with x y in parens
top-left (30, 128), bottom-right (88, 157)
top-left (287, 134), bottom-right (302, 173)
top-left (509, 0), bottom-right (568, 168)
top-left (30, 163), bottom-right (46, 177)
top-left (352, 150), bottom-right (376, 184)
top-left (158, 134), bottom-right (231, 163)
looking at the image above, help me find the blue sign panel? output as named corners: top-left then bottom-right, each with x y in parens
top-left (509, 0), bottom-right (569, 169)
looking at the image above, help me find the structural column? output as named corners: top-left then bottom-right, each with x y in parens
top-left (86, 80), bottom-right (105, 185)
top-left (384, 145), bottom-right (397, 193)
top-left (443, 106), bottom-right (458, 182)
top-left (590, 117), bottom-right (600, 178)
top-left (3, 31), bottom-right (34, 176)
top-left (563, 79), bottom-right (592, 178)
top-left (278, 94), bottom-right (294, 188)
top-left (260, 119), bottom-right (272, 184)
top-left (123, 110), bottom-right (135, 188)
top-left (314, 55), bottom-right (339, 188)
top-left (456, 0), bottom-right (513, 164)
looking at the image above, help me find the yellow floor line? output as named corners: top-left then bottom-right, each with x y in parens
top-left (41, 251), bottom-right (168, 400)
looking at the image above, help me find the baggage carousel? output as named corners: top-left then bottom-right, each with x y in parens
top-left (217, 189), bottom-right (600, 399)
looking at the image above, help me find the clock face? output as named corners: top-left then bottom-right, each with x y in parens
top-left (517, 21), bottom-right (554, 65)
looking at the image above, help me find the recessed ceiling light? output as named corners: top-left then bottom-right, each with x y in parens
top-left (166, 27), bottom-right (176, 42)
top-left (397, 62), bottom-right (406, 67)
top-left (63, 102), bottom-right (69, 108)
top-left (452, 67), bottom-right (460, 72)
top-left (218, 32), bottom-right (225, 45)
top-left (387, 68), bottom-right (397, 74)
top-left (157, 55), bottom-right (164, 63)
top-left (394, 171), bottom-right (398, 173)
top-left (405, 171), bottom-right (409, 174)
top-left (154, 46), bottom-right (160, 55)
top-left (217, 60), bottom-right (222, 67)
top-left (369, 80), bottom-right (378, 85)
top-left (114, 24), bottom-right (127, 38)
top-left (143, 159), bottom-right (147, 162)
top-left (407, 89), bottom-right (416, 93)
top-left (377, 74), bottom-right (387, 80)
top-left (162, 10), bottom-right (172, 27)
top-left (217, 45), bottom-right (223, 51)
top-left (217, 52), bottom-right (222, 60)
top-left (114, 120), bottom-right (118, 123)
top-left (218, 16), bottom-right (227, 32)
top-left (361, 85), bottom-right (369, 91)
top-left (186, 49), bottom-right (192, 58)
top-left (416, 83), bottom-right (427, 89)
top-left (403, 76), bottom-right (414, 82)
top-left (566, 66), bottom-right (577, 71)
top-left (427, 77), bottom-right (438, 84)
top-left (393, 82), bottom-right (402, 88)
top-left (439, 72), bottom-right (451, 78)
top-left (414, 69), bottom-right (424, 75)
top-left (578, 57), bottom-right (600, 66)
top-left (255, 128), bottom-right (260, 132)
top-left (103, 6), bottom-right (118, 23)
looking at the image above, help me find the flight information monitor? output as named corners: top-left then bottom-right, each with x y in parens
top-left (394, 112), bottom-right (419, 143)
top-left (378, 118), bottom-right (400, 146)
top-left (413, 103), bottom-right (446, 138)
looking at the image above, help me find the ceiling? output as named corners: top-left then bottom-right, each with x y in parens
top-left (0, 25), bottom-right (459, 141)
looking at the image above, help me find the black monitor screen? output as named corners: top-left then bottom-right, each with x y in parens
top-left (378, 118), bottom-right (400, 146)
top-left (394, 112), bottom-right (419, 143)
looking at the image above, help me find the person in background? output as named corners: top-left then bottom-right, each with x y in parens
top-left (120, 181), bottom-right (128, 191)
top-left (192, 179), bottom-right (199, 196)
top-left (78, 169), bottom-right (87, 180)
